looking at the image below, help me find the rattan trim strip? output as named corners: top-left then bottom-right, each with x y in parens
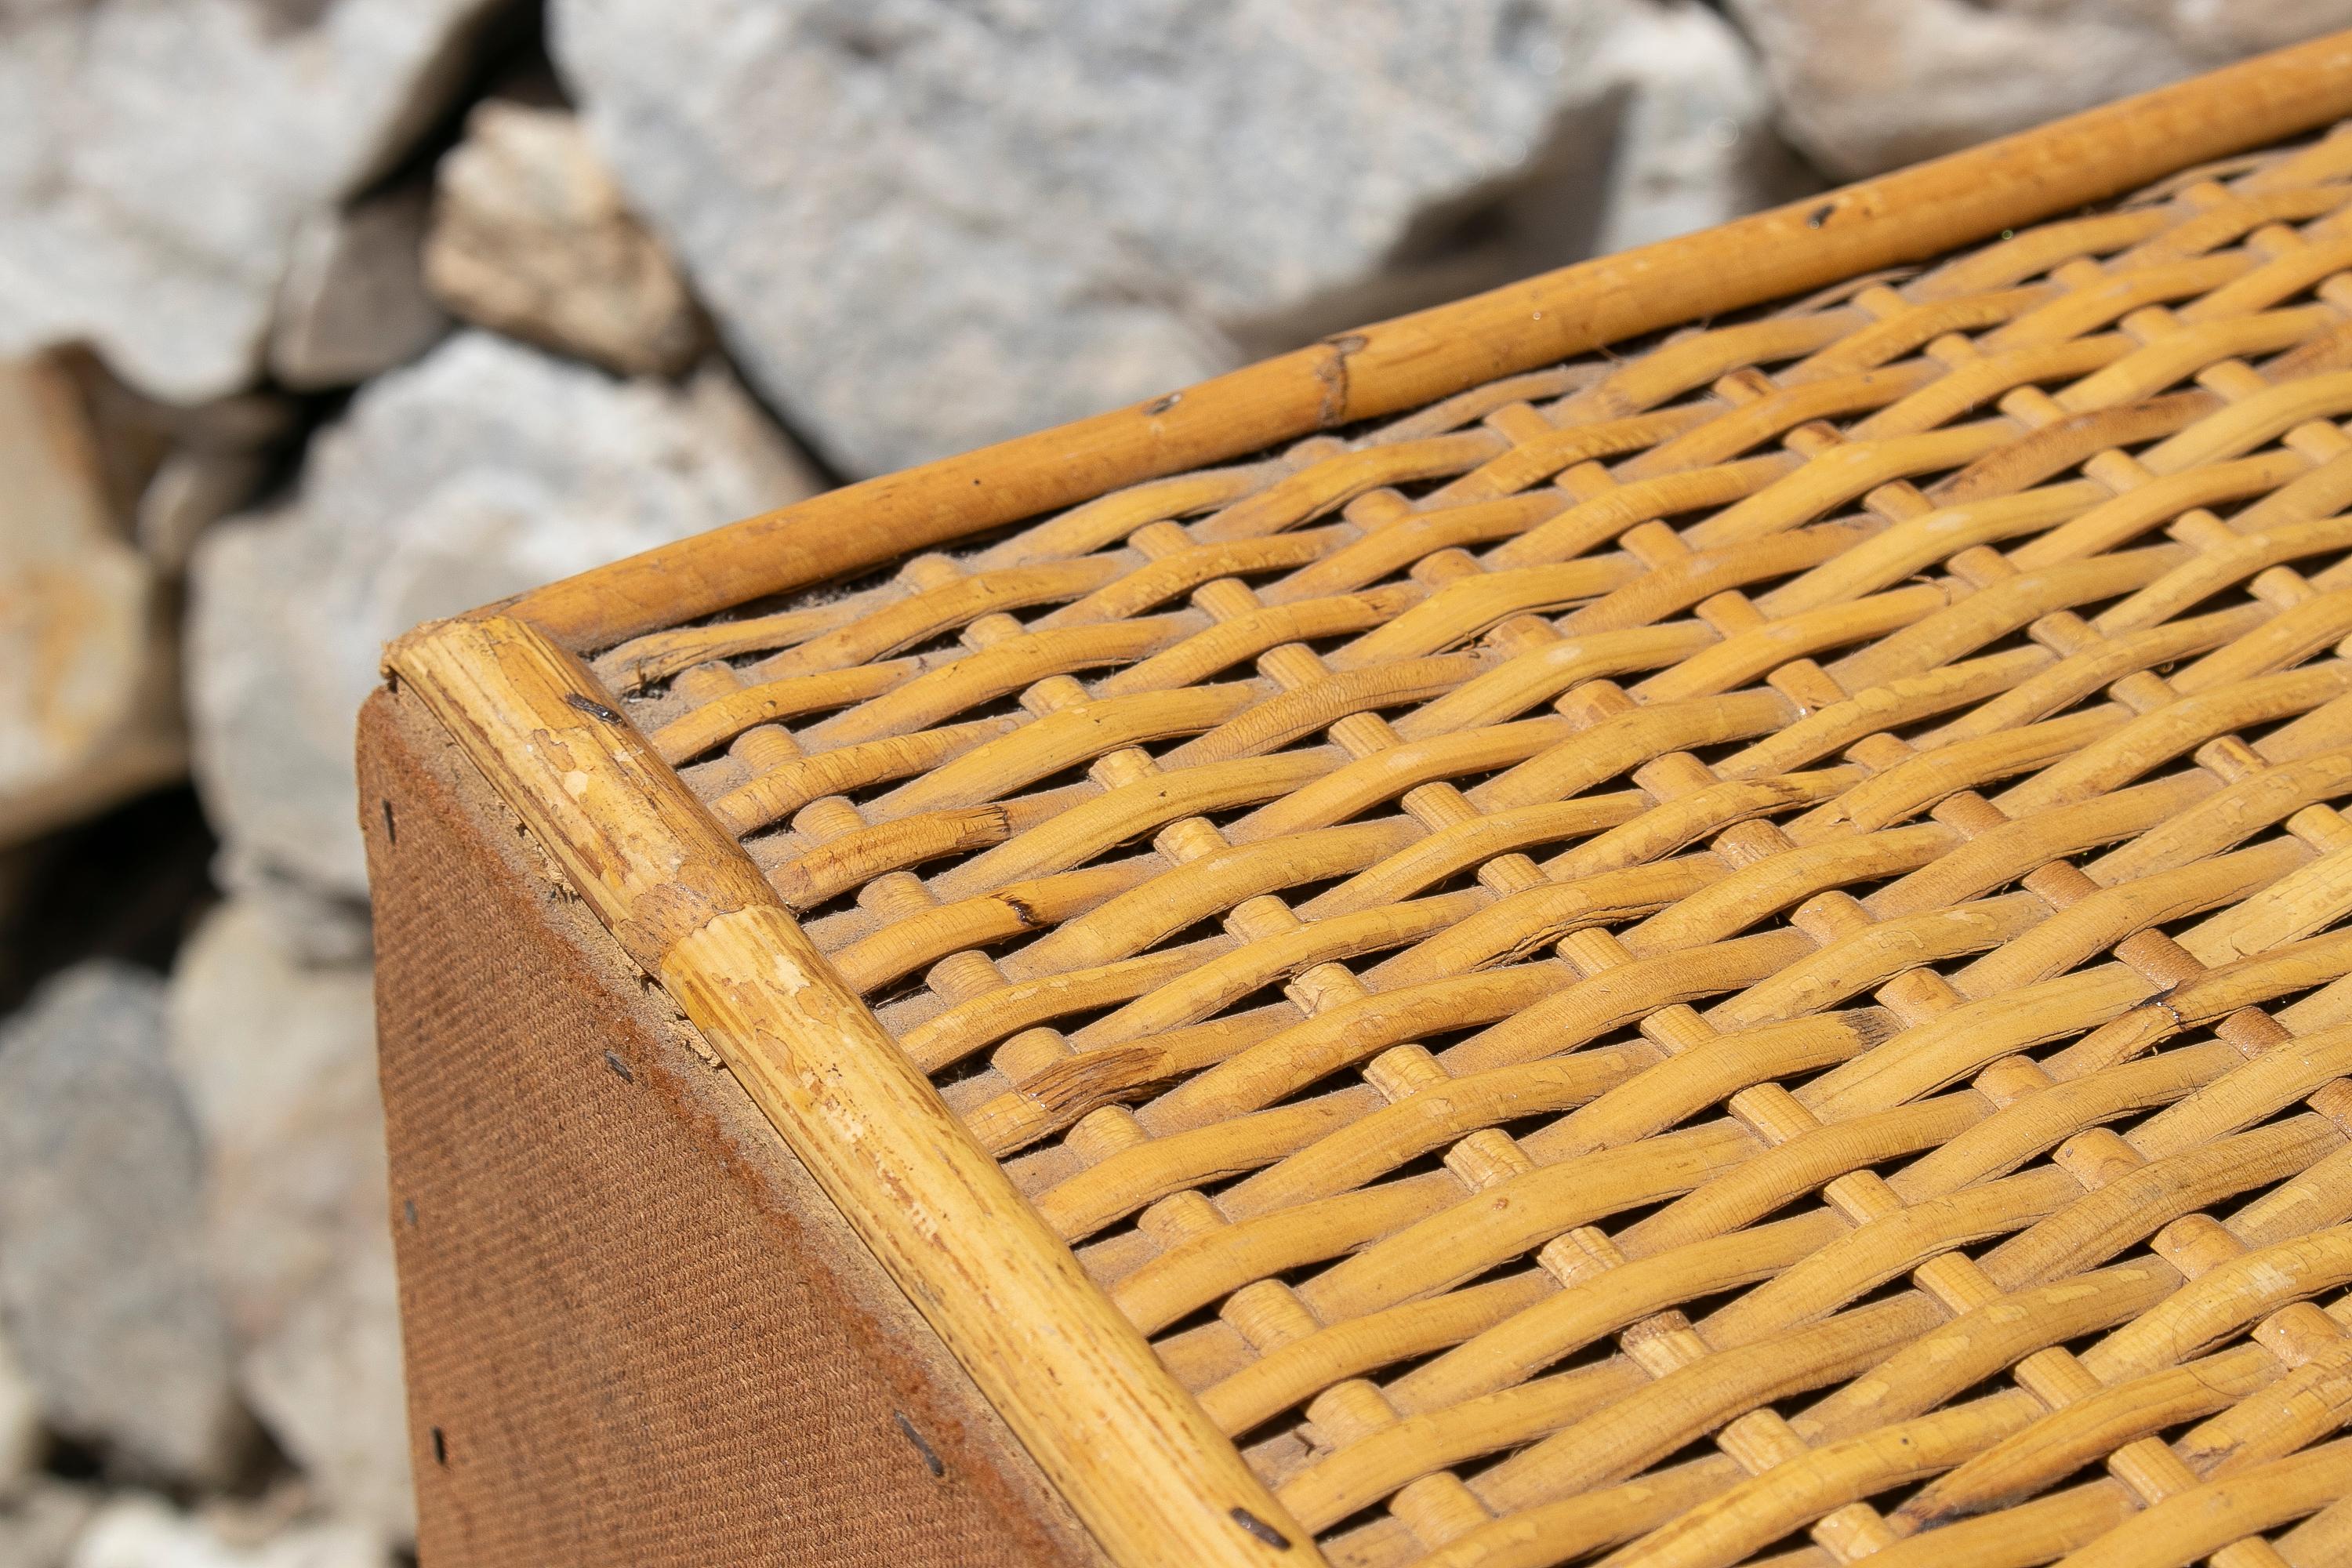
top-left (504, 31), bottom-right (2352, 654)
top-left (385, 614), bottom-right (1316, 1568)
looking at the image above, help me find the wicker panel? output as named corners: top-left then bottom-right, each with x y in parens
top-left (590, 128), bottom-right (2352, 1567)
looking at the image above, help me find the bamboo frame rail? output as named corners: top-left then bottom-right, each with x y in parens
top-left (383, 31), bottom-right (2352, 1568)
top-left (387, 615), bottom-right (1316, 1568)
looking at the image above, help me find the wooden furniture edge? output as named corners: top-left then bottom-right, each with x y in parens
top-left (380, 612), bottom-right (1319, 1568)
top-left (501, 27), bottom-right (2352, 652)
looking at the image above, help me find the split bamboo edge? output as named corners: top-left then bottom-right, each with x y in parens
top-left (385, 614), bottom-right (1316, 1568)
top-left (504, 30), bottom-right (2352, 655)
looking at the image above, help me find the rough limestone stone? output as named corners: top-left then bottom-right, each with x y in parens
top-left (550, 0), bottom-right (1791, 475)
top-left (188, 329), bottom-right (822, 904)
top-left (70, 1495), bottom-right (387, 1568)
top-left (0, 1483), bottom-right (99, 1568)
top-left (169, 902), bottom-right (409, 1543)
top-left (0, 0), bottom-right (512, 402)
top-left (1726, 0), bottom-right (2352, 180)
top-left (426, 100), bottom-right (709, 376)
top-left (269, 183), bottom-right (450, 392)
top-left (0, 965), bottom-right (249, 1485)
top-left (0, 354), bottom-right (183, 849)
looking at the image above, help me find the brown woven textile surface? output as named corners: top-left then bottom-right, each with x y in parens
top-left (358, 686), bottom-right (1105, 1568)
top-left (575, 129), bottom-right (2352, 1566)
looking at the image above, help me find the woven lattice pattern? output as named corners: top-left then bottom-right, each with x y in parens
top-left (596, 128), bottom-right (2352, 1568)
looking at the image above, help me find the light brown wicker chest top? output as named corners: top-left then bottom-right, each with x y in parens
top-left (387, 35), bottom-right (2352, 1568)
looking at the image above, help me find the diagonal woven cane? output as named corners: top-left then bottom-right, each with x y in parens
top-left (376, 32), bottom-right (2352, 1568)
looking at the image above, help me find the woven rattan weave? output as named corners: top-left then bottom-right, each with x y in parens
top-left (381, 45), bottom-right (2352, 1568)
top-left (568, 126), bottom-right (2352, 1566)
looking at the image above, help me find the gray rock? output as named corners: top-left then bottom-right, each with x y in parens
top-left (549, 0), bottom-right (1791, 476)
top-left (0, 1482), bottom-right (99, 1568)
top-left (425, 100), bottom-right (709, 376)
top-left (37, 350), bottom-right (295, 577)
top-left (111, 367), bottom-right (299, 575)
top-left (213, 858), bottom-right (376, 969)
top-left (0, 1319), bottom-right (38, 1494)
top-left (70, 1494), bottom-right (388, 1568)
top-left (66, 357), bottom-right (299, 538)
top-left (270, 183), bottom-right (450, 392)
top-left (188, 330), bottom-right (822, 903)
top-left (1589, 2), bottom-right (1813, 256)
top-left (0, 964), bottom-right (250, 1485)
top-left (134, 446), bottom-right (276, 577)
top-left (0, 354), bottom-right (185, 848)
top-left (0, 0), bottom-right (514, 403)
top-left (1726, 0), bottom-right (2352, 180)
top-left (238, 1257), bottom-right (407, 1546)
top-left (169, 902), bottom-right (408, 1543)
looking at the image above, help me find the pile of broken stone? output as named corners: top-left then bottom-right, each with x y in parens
top-left (0, 2), bottom-right (2339, 1564)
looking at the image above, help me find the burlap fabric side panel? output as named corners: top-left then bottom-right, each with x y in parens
top-left (359, 684), bottom-right (1105, 1567)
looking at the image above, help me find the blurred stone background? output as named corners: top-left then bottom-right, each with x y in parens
top-left (2, 2), bottom-right (2347, 1563)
